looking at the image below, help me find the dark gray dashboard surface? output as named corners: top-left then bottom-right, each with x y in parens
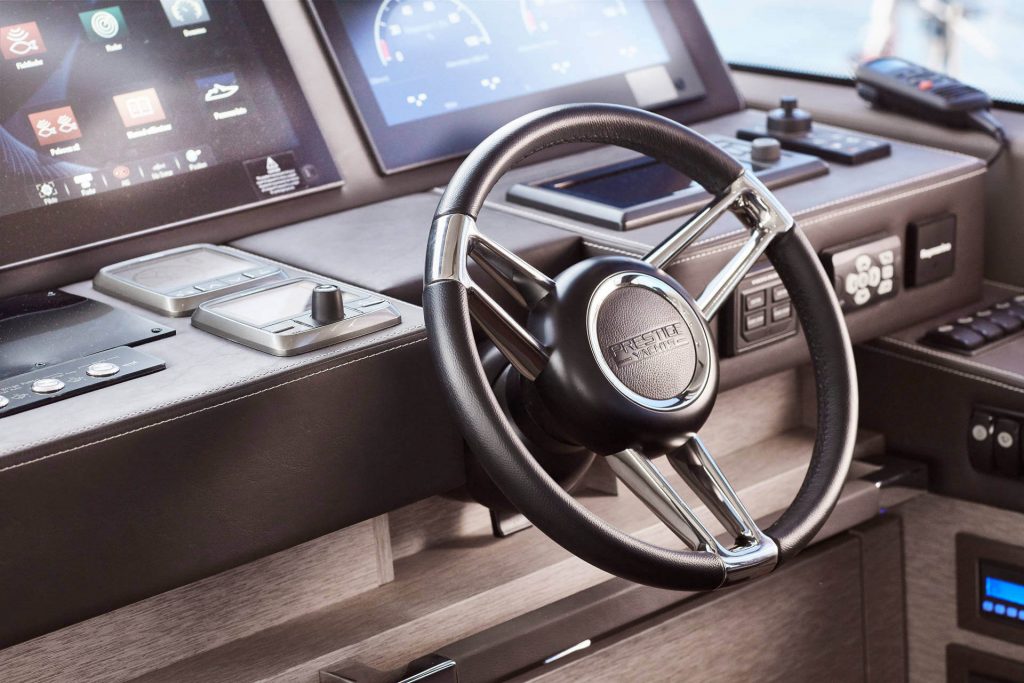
top-left (235, 192), bottom-right (584, 305)
top-left (0, 251), bottom-right (463, 649)
top-left (236, 110), bottom-right (986, 391)
top-left (486, 109), bottom-right (983, 256)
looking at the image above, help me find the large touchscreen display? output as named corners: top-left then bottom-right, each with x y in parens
top-left (311, 0), bottom-right (706, 172)
top-left (0, 0), bottom-right (341, 267)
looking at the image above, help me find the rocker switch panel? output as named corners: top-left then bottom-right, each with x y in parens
top-left (722, 263), bottom-right (797, 356)
top-left (969, 410), bottom-right (996, 473)
top-left (993, 418), bottom-right (1022, 478)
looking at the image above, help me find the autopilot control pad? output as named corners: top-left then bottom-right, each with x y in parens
top-left (821, 234), bottom-right (902, 311)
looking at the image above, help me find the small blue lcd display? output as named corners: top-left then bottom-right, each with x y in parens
top-left (985, 577), bottom-right (1024, 607)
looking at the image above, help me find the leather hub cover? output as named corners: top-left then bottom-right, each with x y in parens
top-left (595, 284), bottom-right (698, 402)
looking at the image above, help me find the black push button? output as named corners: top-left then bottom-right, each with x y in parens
top-left (923, 324), bottom-right (986, 351)
top-left (745, 311), bottom-right (766, 330)
top-left (1001, 299), bottom-right (1024, 321)
top-left (772, 303), bottom-right (792, 322)
top-left (979, 309), bottom-right (1023, 333)
top-left (993, 418), bottom-right (1021, 478)
top-left (723, 263), bottom-right (799, 356)
top-left (743, 291), bottom-right (766, 311)
top-left (968, 410), bottom-right (995, 473)
top-left (958, 316), bottom-right (1004, 342)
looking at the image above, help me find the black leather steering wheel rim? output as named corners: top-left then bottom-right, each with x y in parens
top-left (423, 103), bottom-right (857, 590)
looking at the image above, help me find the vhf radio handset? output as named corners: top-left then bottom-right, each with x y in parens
top-left (856, 57), bottom-right (1007, 166)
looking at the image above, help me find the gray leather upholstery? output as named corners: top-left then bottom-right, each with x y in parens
top-left (235, 193), bottom-right (583, 306)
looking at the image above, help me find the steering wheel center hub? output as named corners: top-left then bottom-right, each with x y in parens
top-left (590, 273), bottom-right (709, 408)
top-left (526, 256), bottom-right (719, 454)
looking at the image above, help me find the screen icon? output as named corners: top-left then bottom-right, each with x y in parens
top-left (36, 181), bottom-right (59, 200)
top-left (113, 88), bottom-right (166, 127)
top-left (1, 22), bottom-right (46, 60)
top-left (160, 0), bottom-right (210, 27)
top-left (196, 71), bottom-right (240, 102)
top-left (28, 106), bottom-right (82, 146)
top-left (79, 6), bottom-right (128, 42)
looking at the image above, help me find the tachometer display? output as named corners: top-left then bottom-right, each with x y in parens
top-left (519, 0), bottom-right (628, 35)
top-left (374, 0), bottom-right (490, 67)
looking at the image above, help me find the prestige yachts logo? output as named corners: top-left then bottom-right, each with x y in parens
top-left (607, 322), bottom-right (691, 368)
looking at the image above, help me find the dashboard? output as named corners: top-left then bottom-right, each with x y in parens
top-left (0, 0), bottom-right (996, 655)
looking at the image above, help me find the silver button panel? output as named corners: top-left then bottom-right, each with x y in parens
top-left (31, 378), bottom-right (66, 394)
top-left (86, 362), bottom-right (120, 378)
top-left (0, 347), bottom-right (165, 419)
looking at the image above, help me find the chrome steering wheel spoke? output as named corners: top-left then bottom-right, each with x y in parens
top-left (609, 439), bottom-right (778, 585)
top-left (643, 171), bottom-right (796, 320)
top-left (608, 449), bottom-right (719, 552)
top-left (428, 213), bottom-right (554, 380)
top-left (469, 232), bottom-right (554, 309)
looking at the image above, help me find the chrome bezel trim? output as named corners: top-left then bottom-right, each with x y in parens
top-left (426, 213), bottom-right (554, 380)
top-left (586, 272), bottom-right (713, 412)
top-left (191, 278), bottom-right (400, 357)
top-left (93, 244), bottom-right (286, 317)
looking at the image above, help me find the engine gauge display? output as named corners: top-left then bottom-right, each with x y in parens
top-left (374, 0), bottom-right (490, 68)
top-left (311, 0), bottom-right (707, 172)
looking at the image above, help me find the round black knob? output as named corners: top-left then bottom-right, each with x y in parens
top-left (767, 96), bottom-right (813, 135)
top-left (311, 284), bottom-right (345, 324)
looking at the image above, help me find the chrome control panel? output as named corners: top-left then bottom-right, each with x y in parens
top-left (94, 244), bottom-right (286, 317)
top-left (191, 278), bottom-right (401, 356)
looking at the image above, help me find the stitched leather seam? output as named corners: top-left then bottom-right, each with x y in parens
top-left (795, 163), bottom-right (981, 218)
top-left (798, 168), bottom-right (987, 227)
top-left (2, 325), bottom-right (419, 453)
top-left (3, 248), bottom-right (422, 459)
top-left (876, 337), bottom-right (1024, 385)
top-left (486, 154), bottom-right (981, 258)
top-left (585, 167), bottom-right (986, 268)
top-left (0, 337), bottom-right (428, 471)
top-left (860, 344), bottom-right (1024, 394)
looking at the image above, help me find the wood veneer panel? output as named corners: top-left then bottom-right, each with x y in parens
top-left (132, 429), bottom-right (880, 682)
top-left (0, 519), bottom-right (386, 683)
top-left (523, 537), bottom-right (866, 682)
top-left (899, 495), bottom-right (1024, 682)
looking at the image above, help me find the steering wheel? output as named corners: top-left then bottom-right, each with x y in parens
top-left (423, 103), bottom-right (857, 590)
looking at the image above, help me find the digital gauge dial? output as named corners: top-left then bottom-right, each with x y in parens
top-left (519, 0), bottom-right (629, 34)
top-left (374, 0), bottom-right (491, 67)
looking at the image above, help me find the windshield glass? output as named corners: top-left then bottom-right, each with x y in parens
top-left (697, 0), bottom-right (1024, 106)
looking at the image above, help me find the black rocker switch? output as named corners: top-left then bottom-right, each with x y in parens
top-left (993, 418), bottom-right (1021, 478)
top-left (767, 96), bottom-right (813, 135)
top-left (968, 409), bottom-right (995, 473)
top-left (311, 284), bottom-right (345, 324)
